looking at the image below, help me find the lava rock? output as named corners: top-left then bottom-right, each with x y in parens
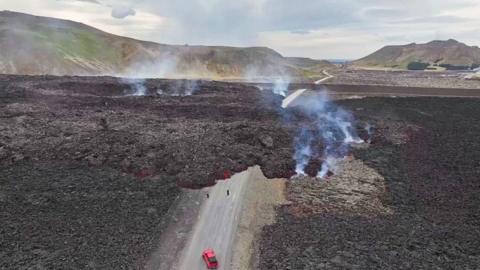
top-left (259, 134), bottom-right (274, 148)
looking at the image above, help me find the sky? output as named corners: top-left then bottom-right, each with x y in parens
top-left (1, 0), bottom-right (480, 59)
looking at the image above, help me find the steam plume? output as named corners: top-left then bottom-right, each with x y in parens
top-left (123, 53), bottom-right (178, 79)
top-left (272, 76), bottom-right (290, 97)
top-left (292, 90), bottom-right (363, 178)
top-left (121, 78), bottom-right (146, 96)
top-left (293, 128), bottom-right (313, 175)
top-left (365, 123), bottom-right (373, 143)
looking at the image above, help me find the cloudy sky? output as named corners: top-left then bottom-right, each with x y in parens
top-left (1, 0), bottom-right (480, 59)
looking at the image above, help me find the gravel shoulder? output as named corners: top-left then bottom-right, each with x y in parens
top-left (178, 167), bottom-right (253, 270)
top-left (231, 169), bottom-right (288, 270)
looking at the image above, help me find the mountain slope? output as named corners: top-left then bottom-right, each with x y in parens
top-left (353, 39), bottom-right (480, 69)
top-left (0, 11), bottom-right (333, 78)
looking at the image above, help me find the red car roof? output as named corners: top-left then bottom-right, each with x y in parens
top-left (202, 249), bottom-right (218, 269)
top-left (203, 249), bottom-right (215, 256)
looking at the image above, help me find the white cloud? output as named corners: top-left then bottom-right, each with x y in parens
top-left (111, 5), bottom-right (135, 19)
top-left (75, 0), bottom-right (100, 4)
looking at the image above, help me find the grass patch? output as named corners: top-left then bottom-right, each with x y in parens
top-left (32, 26), bottom-right (122, 64)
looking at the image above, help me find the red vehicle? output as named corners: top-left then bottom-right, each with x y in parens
top-left (202, 249), bottom-right (219, 269)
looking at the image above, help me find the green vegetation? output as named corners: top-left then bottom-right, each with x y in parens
top-left (0, 11), bottom-right (334, 77)
top-left (434, 63), bottom-right (480, 70)
top-left (438, 63), bottom-right (470, 70)
top-left (34, 27), bottom-right (121, 64)
top-left (407, 61), bottom-right (429, 70)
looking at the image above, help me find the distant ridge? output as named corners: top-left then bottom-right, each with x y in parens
top-left (0, 11), bottom-right (334, 78)
top-left (353, 39), bottom-right (480, 70)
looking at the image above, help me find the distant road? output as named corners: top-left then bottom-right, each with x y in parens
top-left (177, 168), bottom-right (254, 270)
top-left (282, 73), bottom-right (480, 108)
top-left (314, 70), bottom-right (334, 85)
top-left (281, 89), bottom-right (307, 108)
top-left (283, 70), bottom-right (334, 108)
top-left (323, 84), bottom-right (480, 98)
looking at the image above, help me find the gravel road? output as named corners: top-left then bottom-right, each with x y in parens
top-left (314, 70), bottom-right (334, 84)
top-left (178, 167), bottom-right (256, 270)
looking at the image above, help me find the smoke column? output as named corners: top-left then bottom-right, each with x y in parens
top-left (121, 78), bottom-right (146, 96)
top-left (365, 123), bottom-right (373, 143)
top-left (293, 128), bottom-right (313, 175)
top-left (292, 90), bottom-right (363, 178)
top-left (121, 78), bottom-right (199, 97)
top-left (242, 66), bottom-right (362, 178)
top-left (272, 77), bottom-right (290, 97)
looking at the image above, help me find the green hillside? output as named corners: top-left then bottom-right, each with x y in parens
top-left (0, 11), bottom-right (333, 78)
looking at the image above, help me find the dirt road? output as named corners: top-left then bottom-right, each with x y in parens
top-left (178, 167), bottom-right (255, 270)
top-left (323, 83), bottom-right (480, 98)
top-left (281, 89), bottom-right (307, 108)
top-left (282, 70), bottom-right (334, 108)
top-left (314, 70), bottom-right (334, 84)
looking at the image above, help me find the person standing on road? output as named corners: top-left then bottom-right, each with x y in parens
top-left (227, 189), bottom-right (230, 196)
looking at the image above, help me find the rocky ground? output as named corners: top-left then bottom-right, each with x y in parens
top-left (0, 75), bottom-right (294, 269)
top-left (258, 97), bottom-right (480, 269)
top-left (330, 69), bottom-right (480, 89)
top-left (2, 74), bottom-right (480, 269)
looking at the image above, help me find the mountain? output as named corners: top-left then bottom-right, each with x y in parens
top-left (0, 11), bottom-right (334, 78)
top-left (353, 39), bottom-right (480, 70)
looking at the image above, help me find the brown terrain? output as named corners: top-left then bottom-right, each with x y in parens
top-left (353, 39), bottom-right (480, 69)
top-left (328, 69), bottom-right (480, 89)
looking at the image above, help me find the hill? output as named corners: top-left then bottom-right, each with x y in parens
top-left (0, 11), bottom-right (333, 79)
top-left (353, 39), bottom-right (480, 70)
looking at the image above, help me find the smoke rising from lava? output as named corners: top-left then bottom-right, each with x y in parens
top-left (121, 78), bottom-right (146, 96)
top-left (272, 76), bottom-right (290, 97)
top-left (364, 123), bottom-right (373, 143)
top-left (121, 77), bottom-right (199, 97)
top-left (291, 90), bottom-right (363, 178)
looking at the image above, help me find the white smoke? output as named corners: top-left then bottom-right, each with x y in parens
top-left (121, 78), bottom-right (146, 96)
top-left (241, 64), bottom-right (361, 178)
top-left (121, 78), bottom-right (200, 97)
top-left (241, 64), bottom-right (362, 178)
top-left (318, 157), bottom-right (338, 178)
top-left (170, 80), bottom-right (199, 96)
top-left (293, 128), bottom-right (313, 175)
top-left (272, 76), bottom-right (290, 97)
top-left (364, 123), bottom-right (373, 143)
top-left (243, 65), bottom-right (260, 82)
top-left (123, 53), bottom-right (178, 79)
top-left (120, 53), bottom-right (199, 97)
top-left (111, 5), bottom-right (136, 19)
top-left (292, 90), bottom-right (363, 178)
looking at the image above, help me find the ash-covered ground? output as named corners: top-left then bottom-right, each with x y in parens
top-left (2, 74), bottom-right (480, 269)
top-left (259, 97), bottom-right (480, 269)
top-left (0, 75), bottom-right (294, 269)
top-left (330, 69), bottom-right (480, 89)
